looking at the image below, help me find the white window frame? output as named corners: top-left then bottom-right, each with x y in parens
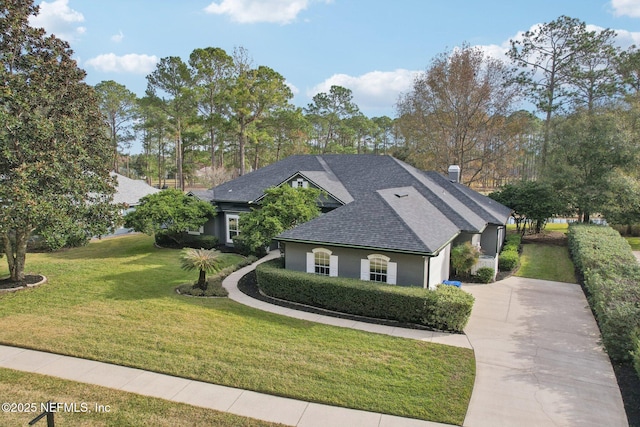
top-left (187, 226), bottom-right (204, 236)
top-left (292, 178), bottom-right (308, 188)
top-left (306, 248), bottom-right (338, 277)
top-left (360, 254), bottom-right (397, 285)
top-left (226, 214), bottom-right (240, 244)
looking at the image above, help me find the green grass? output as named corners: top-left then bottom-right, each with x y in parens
top-left (0, 368), bottom-right (283, 426)
top-left (625, 236), bottom-right (640, 251)
top-left (506, 222), bottom-right (570, 233)
top-left (515, 243), bottom-right (577, 283)
top-left (0, 234), bottom-right (474, 425)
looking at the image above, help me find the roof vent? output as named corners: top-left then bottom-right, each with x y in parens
top-left (395, 192), bottom-right (409, 198)
top-left (448, 165), bottom-right (461, 183)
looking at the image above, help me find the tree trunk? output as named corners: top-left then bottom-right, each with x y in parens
top-left (238, 127), bottom-right (246, 176)
top-left (3, 229), bottom-right (29, 282)
top-left (210, 129), bottom-right (217, 172)
top-left (197, 269), bottom-right (207, 290)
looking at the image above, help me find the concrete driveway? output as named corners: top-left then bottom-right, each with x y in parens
top-left (463, 276), bottom-right (628, 427)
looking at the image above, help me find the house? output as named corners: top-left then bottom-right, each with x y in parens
top-left (192, 154), bottom-right (511, 288)
top-left (111, 172), bottom-right (161, 208)
top-left (110, 172), bottom-right (161, 236)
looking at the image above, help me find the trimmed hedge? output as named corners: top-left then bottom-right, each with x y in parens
top-left (255, 259), bottom-right (474, 332)
top-left (568, 224), bottom-right (640, 377)
top-left (498, 233), bottom-right (521, 271)
top-left (475, 267), bottom-right (495, 283)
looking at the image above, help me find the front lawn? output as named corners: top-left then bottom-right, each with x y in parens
top-left (0, 234), bottom-right (474, 425)
top-left (625, 236), bottom-right (640, 251)
top-left (515, 243), bottom-right (577, 283)
top-left (0, 368), bottom-right (282, 427)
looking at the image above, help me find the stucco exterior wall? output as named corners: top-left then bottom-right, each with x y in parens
top-left (283, 242), bottom-right (427, 287)
top-left (427, 243), bottom-right (451, 289)
top-left (480, 225), bottom-right (505, 257)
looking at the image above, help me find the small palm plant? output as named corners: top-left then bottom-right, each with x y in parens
top-left (180, 248), bottom-right (223, 290)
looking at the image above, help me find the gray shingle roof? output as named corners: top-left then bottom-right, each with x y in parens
top-left (111, 173), bottom-right (160, 206)
top-left (278, 188), bottom-right (457, 254)
top-left (203, 154), bottom-right (511, 254)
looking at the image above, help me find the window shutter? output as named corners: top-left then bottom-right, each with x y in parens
top-left (360, 259), bottom-right (370, 281)
top-left (387, 262), bottom-right (397, 285)
top-left (306, 252), bottom-right (314, 273)
top-left (291, 181), bottom-right (296, 188)
top-left (303, 181), bottom-right (308, 188)
top-left (329, 255), bottom-right (338, 277)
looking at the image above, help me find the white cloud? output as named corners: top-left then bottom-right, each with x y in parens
top-left (111, 30), bottom-right (124, 43)
top-left (84, 53), bottom-right (158, 74)
top-left (608, 28), bottom-right (640, 48)
top-left (308, 69), bottom-right (420, 113)
top-left (476, 22), bottom-right (640, 63)
top-left (203, 0), bottom-right (329, 24)
top-left (611, 0), bottom-right (640, 18)
top-left (29, 0), bottom-right (85, 41)
top-left (286, 81), bottom-right (300, 95)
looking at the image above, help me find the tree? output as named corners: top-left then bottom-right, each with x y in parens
top-left (94, 80), bottom-right (138, 173)
top-left (546, 108), bottom-right (635, 223)
top-left (489, 180), bottom-right (566, 234)
top-left (146, 56), bottom-right (195, 190)
top-left (189, 47), bottom-right (233, 171)
top-left (396, 44), bottom-right (519, 184)
top-left (124, 189), bottom-right (215, 246)
top-left (236, 186), bottom-right (321, 255)
top-left (305, 85), bottom-right (360, 153)
top-left (0, 1), bottom-right (120, 282)
top-left (508, 16), bottom-right (612, 167)
top-left (180, 248), bottom-right (223, 290)
top-left (228, 63), bottom-right (292, 175)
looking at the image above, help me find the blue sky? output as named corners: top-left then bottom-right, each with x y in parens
top-left (31, 0), bottom-right (640, 120)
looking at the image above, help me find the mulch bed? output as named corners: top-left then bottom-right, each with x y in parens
top-left (521, 231), bottom-right (568, 246)
top-left (0, 275), bottom-right (44, 290)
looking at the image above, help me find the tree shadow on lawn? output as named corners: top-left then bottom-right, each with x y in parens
top-left (45, 234), bottom-right (163, 261)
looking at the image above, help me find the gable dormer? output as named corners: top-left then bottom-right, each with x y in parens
top-left (252, 171), bottom-right (350, 211)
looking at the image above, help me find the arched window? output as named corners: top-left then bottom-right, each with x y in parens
top-left (360, 254), bottom-right (397, 285)
top-left (306, 248), bottom-right (338, 277)
top-left (369, 255), bottom-right (388, 282)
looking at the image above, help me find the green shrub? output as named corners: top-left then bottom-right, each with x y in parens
top-left (498, 250), bottom-right (519, 271)
top-left (428, 285), bottom-right (475, 331)
top-left (154, 232), bottom-right (218, 249)
top-left (632, 328), bottom-right (640, 377)
top-left (503, 234), bottom-right (521, 251)
top-left (177, 279), bottom-right (229, 297)
top-left (568, 224), bottom-right (640, 368)
top-left (474, 267), bottom-right (495, 283)
top-left (450, 242), bottom-right (480, 277)
top-left (184, 234), bottom-right (218, 250)
top-left (256, 260), bottom-right (474, 332)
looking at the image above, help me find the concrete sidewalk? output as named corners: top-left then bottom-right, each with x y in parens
top-left (463, 277), bottom-right (628, 427)
top-left (0, 345), bottom-right (449, 427)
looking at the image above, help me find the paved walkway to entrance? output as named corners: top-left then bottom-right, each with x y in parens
top-left (463, 276), bottom-right (628, 427)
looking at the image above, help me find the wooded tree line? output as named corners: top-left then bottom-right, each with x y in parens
top-left (99, 47), bottom-right (399, 190)
top-left (97, 15), bottom-right (640, 223)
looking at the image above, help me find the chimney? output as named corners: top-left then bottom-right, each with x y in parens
top-left (448, 165), bottom-right (461, 183)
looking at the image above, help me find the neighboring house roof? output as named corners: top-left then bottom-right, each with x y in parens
top-left (111, 173), bottom-right (160, 206)
top-left (200, 154), bottom-right (511, 255)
